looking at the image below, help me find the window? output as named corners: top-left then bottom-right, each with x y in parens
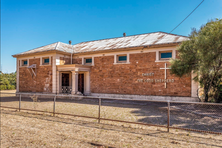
top-left (23, 60), bottom-right (27, 65)
top-left (155, 50), bottom-right (175, 62)
top-left (118, 56), bottom-right (127, 61)
top-left (42, 57), bottom-right (50, 65)
top-left (160, 51), bottom-right (172, 60)
top-left (82, 57), bottom-right (93, 65)
top-left (114, 53), bottom-right (130, 64)
top-left (85, 58), bottom-right (92, 64)
top-left (117, 55), bottom-right (127, 63)
top-left (21, 60), bottom-right (28, 66)
top-left (44, 58), bottom-right (49, 63)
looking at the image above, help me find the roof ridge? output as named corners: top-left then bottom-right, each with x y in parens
top-left (54, 42), bottom-right (60, 50)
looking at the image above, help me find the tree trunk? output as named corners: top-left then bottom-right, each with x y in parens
top-left (204, 86), bottom-right (209, 102)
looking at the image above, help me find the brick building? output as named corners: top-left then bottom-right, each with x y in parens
top-left (12, 32), bottom-right (199, 101)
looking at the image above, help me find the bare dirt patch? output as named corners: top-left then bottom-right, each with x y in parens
top-left (0, 90), bottom-right (16, 93)
top-left (1, 92), bottom-right (222, 147)
top-left (1, 94), bottom-right (222, 133)
top-left (1, 109), bottom-right (222, 148)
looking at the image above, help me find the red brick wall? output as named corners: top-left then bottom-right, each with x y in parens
top-left (90, 52), bottom-right (191, 97)
top-left (73, 58), bottom-right (82, 64)
top-left (60, 57), bottom-right (82, 65)
top-left (19, 58), bottom-right (52, 93)
top-left (60, 57), bottom-right (71, 65)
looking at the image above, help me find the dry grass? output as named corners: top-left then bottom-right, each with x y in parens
top-left (1, 91), bottom-right (222, 147)
top-left (0, 90), bottom-right (16, 97)
top-left (1, 109), bottom-right (222, 148)
top-left (0, 90), bottom-right (16, 93)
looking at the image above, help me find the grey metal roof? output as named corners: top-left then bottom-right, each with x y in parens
top-left (13, 32), bottom-right (188, 57)
top-left (13, 42), bottom-right (73, 57)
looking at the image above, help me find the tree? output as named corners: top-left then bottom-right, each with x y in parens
top-left (170, 19), bottom-right (222, 102)
top-left (0, 72), bottom-right (16, 90)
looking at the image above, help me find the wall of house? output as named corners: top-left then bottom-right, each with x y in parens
top-left (60, 57), bottom-right (82, 65)
top-left (17, 48), bottom-right (192, 97)
top-left (73, 58), bottom-right (82, 64)
top-left (90, 52), bottom-right (191, 97)
top-left (19, 57), bottom-right (53, 93)
top-left (60, 57), bottom-right (71, 65)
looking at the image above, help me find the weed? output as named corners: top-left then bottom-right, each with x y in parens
top-left (30, 95), bottom-right (38, 110)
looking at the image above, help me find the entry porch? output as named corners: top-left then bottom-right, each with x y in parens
top-left (56, 64), bottom-right (91, 95)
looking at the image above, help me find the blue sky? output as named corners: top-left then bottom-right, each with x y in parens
top-left (1, 0), bottom-right (222, 73)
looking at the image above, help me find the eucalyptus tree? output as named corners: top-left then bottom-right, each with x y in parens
top-left (170, 19), bottom-right (222, 102)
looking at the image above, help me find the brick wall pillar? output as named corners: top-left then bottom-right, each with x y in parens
top-left (52, 55), bottom-right (56, 93)
top-left (16, 58), bottom-right (19, 92)
top-left (71, 71), bottom-right (78, 94)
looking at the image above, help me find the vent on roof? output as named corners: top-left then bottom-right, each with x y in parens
top-left (69, 40), bottom-right (72, 45)
top-left (123, 33), bottom-right (126, 37)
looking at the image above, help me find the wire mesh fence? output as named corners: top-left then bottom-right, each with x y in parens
top-left (1, 94), bottom-right (19, 109)
top-left (100, 99), bottom-right (168, 126)
top-left (0, 92), bottom-right (222, 134)
top-left (170, 102), bottom-right (222, 133)
top-left (55, 97), bottom-right (99, 119)
top-left (20, 95), bottom-right (54, 113)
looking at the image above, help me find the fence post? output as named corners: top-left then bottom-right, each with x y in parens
top-left (53, 95), bottom-right (56, 116)
top-left (98, 98), bottom-right (101, 123)
top-left (167, 101), bottom-right (170, 132)
top-left (19, 94), bottom-right (21, 112)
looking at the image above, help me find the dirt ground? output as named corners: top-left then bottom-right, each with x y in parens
top-left (1, 109), bottom-right (222, 148)
top-left (1, 90), bottom-right (222, 147)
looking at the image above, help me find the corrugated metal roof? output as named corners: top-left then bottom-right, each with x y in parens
top-left (13, 42), bottom-right (73, 57)
top-left (13, 32), bottom-right (188, 57)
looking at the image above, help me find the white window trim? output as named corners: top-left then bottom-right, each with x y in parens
top-left (82, 56), bottom-right (94, 66)
top-left (155, 50), bottom-right (175, 62)
top-left (40, 56), bottom-right (52, 66)
top-left (20, 59), bottom-right (29, 67)
top-left (113, 53), bottom-right (130, 65)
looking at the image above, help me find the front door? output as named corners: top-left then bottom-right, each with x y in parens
top-left (78, 74), bottom-right (84, 94)
top-left (62, 73), bottom-right (70, 93)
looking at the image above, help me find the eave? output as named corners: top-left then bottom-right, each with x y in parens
top-left (12, 50), bottom-right (72, 58)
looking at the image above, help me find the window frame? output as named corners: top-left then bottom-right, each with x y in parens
top-left (113, 53), bottom-right (130, 65)
top-left (41, 56), bottom-right (51, 66)
top-left (155, 49), bottom-right (176, 62)
top-left (21, 59), bottom-right (28, 67)
top-left (82, 57), bottom-right (94, 65)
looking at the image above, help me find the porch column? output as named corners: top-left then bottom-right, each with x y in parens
top-left (56, 71), bottom-right (60, 94)
top-left (71, 71), bottom-right (78, 94)
top-left (85, 71), bottom-right (91, 95)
